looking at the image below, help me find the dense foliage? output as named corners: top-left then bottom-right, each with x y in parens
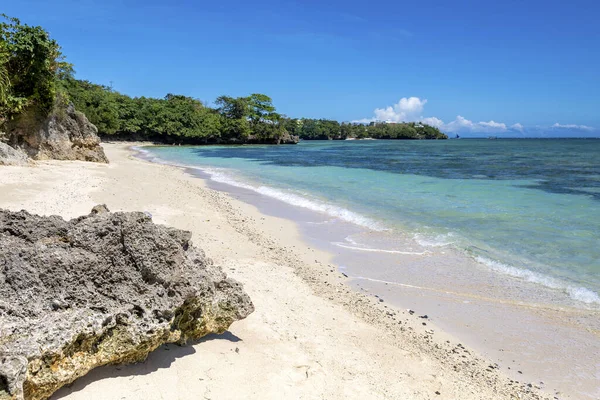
top-left (283, 118), bottom-right (447, 140)
top-left (62, 78), bottom-right (289, 143)
top-left (0, 14), bottom-right (71, 126)
top-left (1, 14), bottom-right (447, 143)
top-left (64, 78), bottom-right (447, 142)
top-left (60, 79), bottom-right (221, 139)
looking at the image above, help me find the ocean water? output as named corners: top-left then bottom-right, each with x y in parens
top-left (141, 139), bottom-right (600, 307)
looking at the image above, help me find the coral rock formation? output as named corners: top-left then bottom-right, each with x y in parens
top-left (0, 206), bottom-right (253, 400)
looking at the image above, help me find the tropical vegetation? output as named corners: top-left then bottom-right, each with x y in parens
top-left (284, 118), bottom-right (447, 140)
top-left (0, 14), bottom-right (72, 127)
top-left (1, 14), bottom-right (447, 143)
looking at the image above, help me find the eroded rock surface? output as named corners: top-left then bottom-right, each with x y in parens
top-left (0, 206), bottom-right (253, 400)
top-left (0, 142), bottom-right (30, 166)
top-left (7, 104), bottom-right (108, 163)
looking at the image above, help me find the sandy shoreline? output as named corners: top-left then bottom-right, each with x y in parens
top-left (0, 143), bottom-right (554, 399)
top-left (142, 144), bottom-right (599, 400)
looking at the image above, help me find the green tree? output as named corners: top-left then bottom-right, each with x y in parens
top-left (215, 95), bottom-right (251, 141)
top-left (0, 40), bottom-right (10, 113)
top-left (155, 94), bottom-right (220, 139)
top-left (282, 117), bottom-right (302, 136)
top-left (0, 14), bottom-right (72, 122)
top-left (215, 95), bottom-right (248, 119)
top-left (115, 94), bottom-right (142, 134)
top-left (247, 93), bottom-right (277, 124)
top-left (298, 119), bottom-right (341, 140)
top-left (60, 78), bottom-right (120, 133)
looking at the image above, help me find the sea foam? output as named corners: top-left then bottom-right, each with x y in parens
top-left (333, 242), bottom-right (428, 255)
top-left (414, 232), bottom-right (456, 247)
top-left (475, 256), bottom-right (600, 305)
top-left (200, 167), bottom-right (386, 232)
top-left (136, 147), bottom-right (600, 307)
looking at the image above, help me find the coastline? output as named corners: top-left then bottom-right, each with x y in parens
top-left (0, 142), bottom-right (561, 399)
top-left (137, 143), bottom-right (600, 399)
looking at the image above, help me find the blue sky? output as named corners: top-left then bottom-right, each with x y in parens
top-left (4, 0), bottom-right (600, 136)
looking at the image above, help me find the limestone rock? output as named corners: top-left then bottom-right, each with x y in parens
top-left (0, 206), bottom-right (254, 400)
top-left (246, 131), bottom-right (299, 145)
top-left (279, 132), bottom-right (300, 144)
top-left (0, 142), bottom-right (30, 166)
top-left (7, 104), bottom-right (108, 163)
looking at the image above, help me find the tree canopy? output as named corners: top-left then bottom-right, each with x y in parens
top-left (61, 78), bottom-right (447, 142)
top-left (281, 118), bottom-right (447, 140)
top-left (62, 79), bottom-right (293, 144)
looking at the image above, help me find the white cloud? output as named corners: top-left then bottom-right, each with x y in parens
top-left (439, 116), bottom-right (508, 133)
top-left (419, 116), bottom-right (444, 128)
top-left (443, 115), bottom-right (473, 131)
top-left (510, 123), bottom-right (524, 132)
top-left (354, 98), bottom-right (509, 133)
top-left (552, 123), bottom-right (594, 131)
top-left (479, 120), bottom-right (507, 130)
top-left (352, 118), bottom-right (376, 124)
top-left (354, 97), bottom-right (596, 134)
top-left (372, 97), bottom-right (427, 123)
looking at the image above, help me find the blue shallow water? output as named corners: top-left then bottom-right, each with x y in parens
top-left (143, 139), bottom-right (600, 305)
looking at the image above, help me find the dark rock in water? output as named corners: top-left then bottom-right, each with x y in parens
top-left (279, 132), bottom-right (300, 144)
top-left (0, 142), bottom-right (30, 166)
top-left (246, 131), bottom-right (299, 145)
top-left (6, 103), bottom-right (108, 163)
top-left (0, 207), bottom-right (254, 400)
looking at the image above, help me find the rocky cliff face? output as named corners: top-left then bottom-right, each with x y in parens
top-left (0, 142), bottom-right (29, 166)
top-left (6, 104), bottom-right (108, 163)
top-left (0, 206), bottom-right (254, 400)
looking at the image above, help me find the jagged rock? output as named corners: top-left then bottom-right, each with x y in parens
top-left (279, 132), bottom-right (300, 144)
top-left (246, 131), bottom-right (299, 145)
top-left (6, 104), bottom-right (108, 163)
top-left (0, 206), bottom-right (254, 400)
top-left (0, 142), bottom-right (30, 166)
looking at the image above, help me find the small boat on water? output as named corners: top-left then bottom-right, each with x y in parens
top-left (488, 136), bottom-right (498, 140)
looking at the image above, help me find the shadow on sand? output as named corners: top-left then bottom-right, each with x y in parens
top-left (51, 331), bottom-right (241, 399)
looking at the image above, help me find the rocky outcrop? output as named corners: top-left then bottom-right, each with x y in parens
top-left (6, 104), bottom-right (108, 163)
top-left (247, 131), bottom-right (299, 145)
top-left (278, 132), bottom-right (300, 144)
top-left (0, 206), bottom-right (254, 400)
top-left (0, 142), bottom-right (30, 166)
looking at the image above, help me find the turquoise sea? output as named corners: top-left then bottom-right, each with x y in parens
top-left (141, 139), bottom-right (600, 307)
